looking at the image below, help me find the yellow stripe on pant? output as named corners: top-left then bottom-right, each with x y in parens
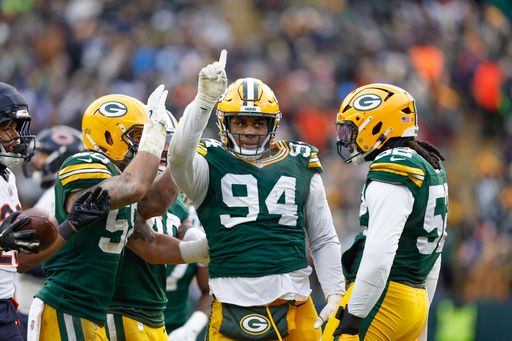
top-left (322, 281), bottom-right (428, 341)
top-left (207, 296), bottom-right (321, 340)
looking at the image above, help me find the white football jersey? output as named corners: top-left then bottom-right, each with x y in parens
top-left (0, 169), bottom-right (21, 299)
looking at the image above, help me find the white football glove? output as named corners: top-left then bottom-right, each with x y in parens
top-left (314, 294), bottom-right (343, 329)
top-left (146, 84), bottom-right (169, 129)
top-left (168, 311), bottom-right (209, 341)
top-left (195, 49), bottom-right (228, 111)
top-left (138, 84), bottom-right (169, 158)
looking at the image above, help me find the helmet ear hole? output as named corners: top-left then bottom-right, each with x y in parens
top-left (372, 122), bottom-right (382, 135)
top-left (105, 131), bottom-right (113, 145)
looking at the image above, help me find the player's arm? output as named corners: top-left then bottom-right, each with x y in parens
top-left (126, 214), bottom-right (209, 265)
top-left (418, 255), bottom-right (441, 341)
top-left (195, 265), bottom-right (212, 315)
top-left (304, 173), bottom-right (345, 329)
top-left (167, 50), bottom-right (227, 206)
top-left (137, 167), bottom-right (180, 219)
top-left (17, 187), bottom-right (111, 272)
top-left (333, 180), bottom-right (414, 336)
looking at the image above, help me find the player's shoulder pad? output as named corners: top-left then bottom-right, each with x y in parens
top-left (58, 151), bottom-right (113, 186)
top-left (197, 138), bottom-right (223, 156)
top-left (282, 140), bottom-right (323, 173)
top-left (369, 147), bottom-right (426, 188)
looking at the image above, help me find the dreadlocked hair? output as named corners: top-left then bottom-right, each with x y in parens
top-left (366, 137), bottom-right (445, 170)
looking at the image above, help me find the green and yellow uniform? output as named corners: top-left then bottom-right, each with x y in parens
top-left (324, 147), bottom-right (448, 340)
top-left (36, 151), bottom-right (134, 340)
top-left (106, 194), bottom-right (188, 341)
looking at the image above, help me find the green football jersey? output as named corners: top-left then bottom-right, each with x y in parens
top-left (37, 151), bottom-right (135, 325)
top-left (196, 139), bottom-right (322, 278)
top-left (109, 194), bottom-right (188, 327)
top-left (343, 147), bottom-right (448, 284)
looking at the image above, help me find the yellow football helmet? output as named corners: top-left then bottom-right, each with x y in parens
top-left (82, 94), bottom-right (147, 162)
top-left (216, 77), bottom-right (281, 159)
top-left (336, 83), bottom-right (418, 164)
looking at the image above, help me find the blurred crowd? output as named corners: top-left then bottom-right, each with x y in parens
top-left (1, 0), bottom-right (512, 305)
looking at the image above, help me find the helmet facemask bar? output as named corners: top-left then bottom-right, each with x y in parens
top-left (0, 114), bottom-right (35, 166)
top-left (336, 122), bottom-right (362, 164)
top-left (120, 124), bottom-right (144, 162)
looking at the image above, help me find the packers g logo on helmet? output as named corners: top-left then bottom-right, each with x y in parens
top-left (239, 314), bottom-right (271, 335)
top-left (336, 83), bottom-right (418, 164)
top-left (352, 94), bottom-right (382, 111)
top-left (82, 94), bottom-right (147, 162)
top-left (98, 102), bottom-right (128, 117)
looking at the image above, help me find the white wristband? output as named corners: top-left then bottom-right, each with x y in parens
top-left (179, 238), bottom-right (209, 264)
top-left (138, 120), bottom-right (166, 158)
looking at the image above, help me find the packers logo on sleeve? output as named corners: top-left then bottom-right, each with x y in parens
top-left (240, 314), bottom-right (271, 335)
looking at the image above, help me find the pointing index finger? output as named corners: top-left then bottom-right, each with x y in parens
top-left (218, 49), bottom-right (227, 69)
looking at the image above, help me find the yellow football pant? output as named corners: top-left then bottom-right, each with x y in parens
top-left (208, 296), bottom-right (321, 341)
top-left (322, 281), bottom-right (428, 341)
top-left (38, 302), bottom-right (108, 341)
top-left (106, 314), bottom-right (167, 341)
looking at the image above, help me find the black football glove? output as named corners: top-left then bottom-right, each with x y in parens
top-left (0, 211), bottom-right (40, 254)
top-left (333, 306), bottom-right (363, 337)
top-left (67, 187), bottom-right (111, 231)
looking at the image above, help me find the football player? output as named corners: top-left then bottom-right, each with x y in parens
top-left (168, 50), bottom-right (344, 340)
top-left (104, 112), bottom-right (187, 341)
top-left (323, 84), bottom-right (447, 340)
top-left (0, 81), bottom-right (112, 340)
top-left (28, 87), bottom-right (209, 341)
top-left (165, 197), bottom-right (211, 341)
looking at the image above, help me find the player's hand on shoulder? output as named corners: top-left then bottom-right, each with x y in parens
top-left (0, 211), bottom-right (39, 254)
top-left (196, 49), bottom-right (228, 110)
top-left (67, 186), bottom-right (111, 231)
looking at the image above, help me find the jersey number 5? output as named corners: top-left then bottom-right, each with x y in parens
top-left (220, 174), bottom-right (298, 228)
top-left (417, 183), bottom-right (448, 255)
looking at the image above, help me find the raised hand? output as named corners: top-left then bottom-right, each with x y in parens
top-left (0, 211), bottom-right (39, 253)
top-left (146, 84), bottom-right (169, 130)
top-left (195, 49), bottom-right (228, 110)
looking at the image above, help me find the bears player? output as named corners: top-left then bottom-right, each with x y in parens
top-left (168, 51), bottom-right (344, 340)
top-left (323, 83), bottom-right (448, 340)
top-left (0, 81), bottom-right (112, 340)
top-left (15, 125), bottom-right (84, 337)
top-left (29, 87), bottom-right (209, 341)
